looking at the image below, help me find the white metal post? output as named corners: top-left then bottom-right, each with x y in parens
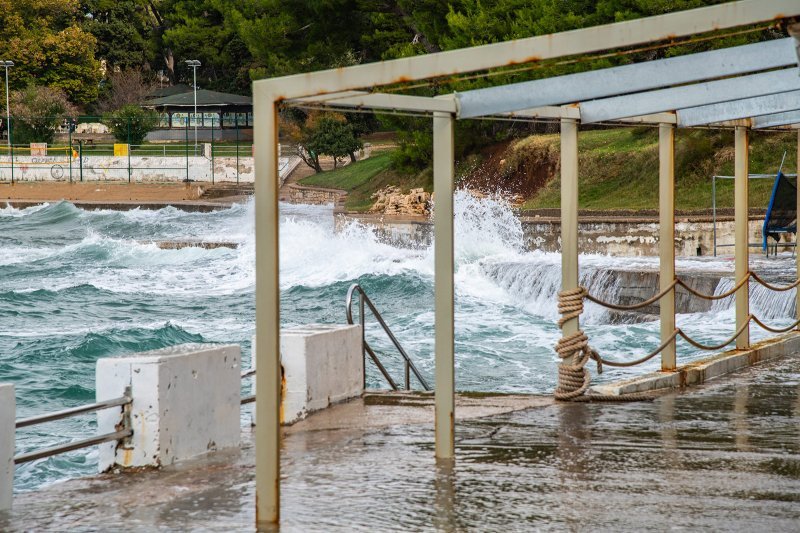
top-left (560, 119), bottom-right (580, 345)
top-left (796, 129), bottom-right (800, 328)
top-left (735, 126), bottom-right (750, 349)
top-left (185, 60), bottom-right (201, 154)
top-left (193, 67), bottom-right (198, 152)
top-left (254, 94), bottom-right (281, 526)
top-left (659, 123), bottom-right (676, 370)
top-left (433, 111), bottom-right (455, 460)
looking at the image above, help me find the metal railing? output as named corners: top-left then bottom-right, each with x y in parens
top-left (241, 367), bottom-right (256, 405)
top-left (711, 172), bottom-right (799, 256)
top-left (14, 390), bottom-right (132, 465)
top-left (346, 284), bottom-right (431, 391)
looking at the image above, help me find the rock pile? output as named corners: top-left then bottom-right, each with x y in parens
top-left (369, 186), bottom-right (431, 216)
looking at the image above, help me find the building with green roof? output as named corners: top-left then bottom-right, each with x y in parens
top-left (143, 89), bottom-right (253, 142)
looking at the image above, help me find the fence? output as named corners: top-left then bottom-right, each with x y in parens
top-left (0, 115), bottom-right (256, 184)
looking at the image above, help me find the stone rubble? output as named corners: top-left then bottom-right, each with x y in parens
top-left (369, 186), bottom-right (431, 216)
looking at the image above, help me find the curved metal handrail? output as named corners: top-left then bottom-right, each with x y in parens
top-left (346, 284), bottom-right (431, 391)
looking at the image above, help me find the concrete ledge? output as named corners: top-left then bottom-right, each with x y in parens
top-left (96, 343), bottom-right (241, 471)
top-left (0, 384), bottom-right (13, 511)
top-left (592, 331), bottom-right (800, 395)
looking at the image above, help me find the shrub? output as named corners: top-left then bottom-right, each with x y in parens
top-left (9, 86), bottom-right (77, 144)
top-left (103, 105), bottom-right (159, 145)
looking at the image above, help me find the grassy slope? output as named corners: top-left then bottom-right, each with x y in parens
top-left (298, 129), bottom-right (797, 213)
top-left (523, 128), bottom-right (798, 211)
top-left (298, 151), bottom-right (431, 211)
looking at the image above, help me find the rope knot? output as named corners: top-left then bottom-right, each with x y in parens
top-left (554, 286), bottom-right (595, 401)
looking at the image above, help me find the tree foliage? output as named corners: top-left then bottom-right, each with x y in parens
top-left (80, 0), bottom-right (156, 71)
top-left (0, 0), bottom-right (781, 148)
top-left (158, 0), bottom-right (253, 93)
top-left (0, 0), bottom-right (102, 105)
top-left (103, 104), bottom-right (159, 144)
top-left (284, 111), bottom-right (363, 173)
top-left (9, 86), bottom-right (78, 144)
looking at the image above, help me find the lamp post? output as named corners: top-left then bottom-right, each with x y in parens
top-left (0, 61), bottom-right (13, 156)
top-left (185, 60), bottom-right (201, 154)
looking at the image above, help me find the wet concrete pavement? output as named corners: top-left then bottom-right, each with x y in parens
top-left (3, 356), bottom-right (799, 531)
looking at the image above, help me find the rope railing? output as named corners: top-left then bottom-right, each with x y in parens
top-left (555, 270), bottom-right (800, 402)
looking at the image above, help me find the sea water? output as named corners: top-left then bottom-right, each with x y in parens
top-left (1, 193), bottom-right (794, 492)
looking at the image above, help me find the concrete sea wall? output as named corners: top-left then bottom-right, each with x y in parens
top-left (336, 212), bottom-right (772, 257)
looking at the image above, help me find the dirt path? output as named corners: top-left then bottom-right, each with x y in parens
top-left (0, 181), bottom-right (208, 203)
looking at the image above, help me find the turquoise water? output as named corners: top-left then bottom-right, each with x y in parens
top-left (1, 195), bottom-right (793, 492)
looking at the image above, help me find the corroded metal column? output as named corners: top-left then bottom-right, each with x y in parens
top-left (735, 126), bottom-right (750, 349)
top-left (254, 95), bottom-right (281, 526)
top-left (560, 118), bottom-right (580, 344)
top-left (659, 123), bottom-right (676, 370)
top-left (433, 111), bottom-right (455, 459)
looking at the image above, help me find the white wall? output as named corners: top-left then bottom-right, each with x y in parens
top-left (0, 155), bottom-right (301, 185)
top-left (96, 344), bottom-right (241, 471)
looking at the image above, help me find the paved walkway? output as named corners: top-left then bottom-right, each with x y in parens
top-left (3, 356), bottom-right (799, 531)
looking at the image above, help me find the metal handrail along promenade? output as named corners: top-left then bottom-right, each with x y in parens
top-left (346, 284), bottom-right (431, 391)
top-left (14, 390), bottom-right (132, 464)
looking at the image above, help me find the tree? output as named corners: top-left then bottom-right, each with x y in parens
top-left (103, 104), bottom-right (159, 144)
top-left (9, 86), bottom-right (78, 144)
top-left (96, 68), bottom-right (157, 113)
top-left (158, 0), bottom-right (254, 94)
top-left (308, 116), bottom-right (362, 169)
top-left (80, 0), bottom-right (155, 71)
top-left (0, 0), bottom-right (102, 105)
top-left (284, 111), bottom-right (363, 173)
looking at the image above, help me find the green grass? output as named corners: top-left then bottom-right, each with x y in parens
top-left (299, 151), bottom-right (432, 211)
top-left (521, 128), bottom-right (797, 211)
top-left (300, 129), bottom-right (796, 213)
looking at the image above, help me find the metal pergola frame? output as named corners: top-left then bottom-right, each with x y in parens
top-left (251, 1), bottom-right (800, 525)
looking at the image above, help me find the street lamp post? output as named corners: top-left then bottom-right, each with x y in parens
top-left (0, 61), bottom-right (13, 157)
top-left (185, 60), bottom-right (201, 154)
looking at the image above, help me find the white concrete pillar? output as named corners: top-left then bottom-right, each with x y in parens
top-left (96, 344), bottom-right (241, 471)
top-left (796, 129), bottom-right (799, 328)
top-left (0, 383), bottom-right (14, 511)
top-left (560, 118), bottom-right (580, 343)
top-left (433, 111), bottom-right (455, 460)
top-left (254, 94), bottom-right (281, 525)
top-left (735, 126), bottom-right (750, 349)
top-left (659, 123), bottom-right (676, 371)
top-left (280, 325), bottom-right (362, 424)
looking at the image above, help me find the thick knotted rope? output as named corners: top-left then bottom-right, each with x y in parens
top-left (555, 287), bottom-right (603, 401)
top-left (555, 287), bottom-right (654, 402)
top-left (553, 271), bottom-right (800, 402)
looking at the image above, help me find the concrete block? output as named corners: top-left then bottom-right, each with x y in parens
top-left (280, 324), bottom-right (362, 424)
top-left (96, 344), bottom-right (240, 471)
top-left (0, 383), bottom-right (13, 511)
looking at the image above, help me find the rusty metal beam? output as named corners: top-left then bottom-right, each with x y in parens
top-left (290, 92), bottom-right (458, 114)
top-left (581, 69), bottom-right (800, 124)
top-left (457, 38), bottom-right (797, 119)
